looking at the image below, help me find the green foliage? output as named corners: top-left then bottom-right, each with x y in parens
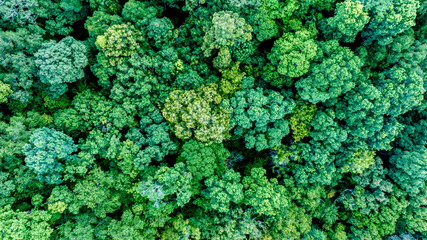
top-left (162, 83), bottom-right (231, 144)
top-left (105, 210), bottom-right (151, 240)
top-left (396, 110), bottom-right (427, 149)
top-left (190, 207), bottom-right (268, 239)
top-left (54, 90), bottom-right (134, 133)
top-left (35, 37), bottom-right (88, 98)
top-left (147, 18), bottom-right (175, 48)
top-left (202, 169), bottom-right (243, 213)
top-left (0, 0), bottom-right (85, 35)
top-left (362, 0), bottom-right (420, 46)
top-left (0, 27), bottom-right (43, 103)
top-left (212, 47), bottom-right (232, 69)
top-left (138, 162), bottom-right (193, 217)
top-left (69, 168), bottom-right (126, 218)
top-left (1, 0), bottom-right (427, 238)
top-left (22, 127), bottom-right (77, 185)
top-left (46, 186), bottom-right (73, 215)
top-left (224, 88), bottom-right (295, 151)
top-left (401, 185), bottom-right (427, 236)
top-left (122, 0), bottom-right (158, 29)
top-left (337, 158), bottom-right (410, 239)
top-left (246, 0), bottom-right (280, 42)
top-left (266, 27), bottom-right (318, 87)
top-left (218, 62), bottom-right (246, 97)
top-left (202, 11), bottom-right (253, 57)
top-left (0, 0), bottom-right (39, 28)
top-left (288, 100), bottom-right (317, 142)
top-left (0, 172), bottom-right (16, 208)
top-left (0, 81), bottom-right (13, 103)
top-left (87, 0), bottom-right (120, 13)
top-left (389, 146), bottom-right (427, 196)
top-left (324, 0), bottom-right (370, 43)
top-left (177, 139), bottom-right (229, 183)
top-left (95, 23), bottom-right (144, 66)
top-left (340, 148), bottom-right (376, 174)
top-left (243, 168), bottom-right (287, 216)
top-left (377, 65), bottom-right (425, 117)
top-left (334, 82), bottom-right (404, 151)
top-left (296, 40), bottom-right (363, 103)
top-left (84, 11), bottom-right (123, 47)
top-left (273, 141), bottom-right (340, 187)
top-left (172, 68), bottom-right (207, 90)
top-left (126, 113), bottom-right (178, 170)
top-left (310, 109), bottom-right (348, 152)
top-left (0, 205), bottom-right (53, 240)
top-left (302, 228), bottom-right (327, 240)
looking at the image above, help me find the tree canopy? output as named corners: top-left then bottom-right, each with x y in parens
top-left (0, 0), bottom-right (426, 239)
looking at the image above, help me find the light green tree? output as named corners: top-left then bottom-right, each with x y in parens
top-left (162, 83), bottom-right (231, 144)
top-left (95, 23), bottom-right (143, 66)
top-left (325, 0), bottom-right (370, 43)
top-left (202, 11), bottom-right (253, 57)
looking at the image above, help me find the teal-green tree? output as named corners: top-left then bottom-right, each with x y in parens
top-left (361, 0), bottom-right (419, 46)
top-left (323, 0), bottom-right (370, 43)
top-left (0, 27), bottom-right (43, 103)
top-left (22, 127), bottom-right (77, 185)
top-left (389, 146), bottom-right (427, 196)
top-left (223, 87), bottom-right (295, 151)
top-left (400, 185), bottom-right (427, 236)
top-left (35, 37), bottom-right (88, 98)
top-left (295, 40), bottom-right (363, 104)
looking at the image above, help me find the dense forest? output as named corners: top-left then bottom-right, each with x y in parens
top-left (0, 0), bottom-right (426, 239)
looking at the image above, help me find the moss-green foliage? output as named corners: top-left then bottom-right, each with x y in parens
top-left (0, 81), bottom-right (13, 103)
top-left (2, 0), bottom-right (427, 238)
top-left (243, 167), bottom-right (287, 216)
top-left (266, 27), bottom-right (318, 87)
top-left (95, 23), bottom-right (143, 66)
top-left (340, 148), bottom-right (376, 174)
top-left (0, 205), bottom-right (53, 240)
top-left (218, 62), bottom-right (246, 98)
top-left (201, 169), bottom-right (243, 213)
top-left (177, 139), bottom-right (228, 184)
top-left (288, 100), bottom-right (317, 142)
